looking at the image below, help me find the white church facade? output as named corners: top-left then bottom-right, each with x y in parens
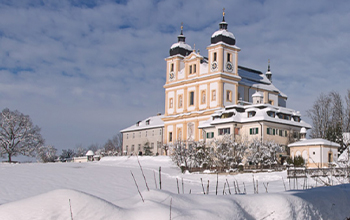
top-left (121, 11), bottom-right (311, 156)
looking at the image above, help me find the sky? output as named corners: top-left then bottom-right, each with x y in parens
top-left (0, 0), bottom-right (349, 154)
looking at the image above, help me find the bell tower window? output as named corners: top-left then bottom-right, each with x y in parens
top-left (171, 63), bottom-right (174, 72)
top-left (213, 52), bottom-right (217, 61)
top-left (227, 53), bottom-right (231, 62)
top-left (189, 65), bottom-right (192, 74)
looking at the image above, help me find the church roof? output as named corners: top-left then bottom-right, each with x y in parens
top-left (120, 115), bottom-right (164, 133)
top-left (199, 104), bottom-right (311, 129)
top-left (238, 66), bottom-right (287, 98)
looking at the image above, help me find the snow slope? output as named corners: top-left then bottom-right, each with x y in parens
top-left (0, 156), bottom-right (350, 219)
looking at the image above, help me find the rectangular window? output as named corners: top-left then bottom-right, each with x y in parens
top-left (212, 90), bottom-right (216, 101)
top-left (133, 133), bottom-right (135, 138)
top-left (206, 132), bottom-right (214, 139)
top-left (152, 130), bottom-right (154, 136)
top-left (131, 145), bottom-right (134, 151)
top-left (169, 98), bottom-right (173, 108)
top-left (159, 129), bottom-right (162, 135)
top-left (193, 64), bottom-right (196, 73)
top-left (218, 128), bottom-right (230, 135)
top-left (171, 63), bottom-right (174, 72)
top-left (146, 119), bottom-right (150, 125)
top-left (138, 144), bottom-right (141, 151)
top-left (145, 131), bottom-right (147, 137)
top-left (126, 134), bottom-right (128, 139)
top-left (189, 65), bottom-right (192, 74)
top-left (169, 132), bottom-right (173, 142)
top-left (189, 91), bottom-right (194, 106)
top-left (250, 128), bottom-right (259, 135)
top-left (226, 90), bottom-right (232, 102)
top-left (227, 53), bottom-right (231, 62)
top-left (151, 143), bottom-right (154, 149)
top-left (126, 145), bottom-right (128, 152)
top-left (213, 52), bottom-right (217, 61)
top-left (279, 129), bottom-right (284, 137)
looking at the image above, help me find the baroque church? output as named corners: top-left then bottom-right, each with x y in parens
top-left (121, 11), bottom-right (311, 156)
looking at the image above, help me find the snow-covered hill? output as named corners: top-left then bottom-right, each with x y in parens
top-left (0, 156), bottom-right (350, 219)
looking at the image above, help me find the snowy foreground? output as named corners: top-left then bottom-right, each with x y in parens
top-left (1, 157), bottom-right (350, 219)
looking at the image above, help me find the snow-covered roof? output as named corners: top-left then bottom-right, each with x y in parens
top-left (238, 66), bottom-right (287, 98)
top-left (211, 29), bottom-right (235, 39)
top-left (199, 104), bottom-right (311, 129)
top-left (120, 115), bottom-right (164, 133)
top-left (86, 150), bottom-right (94, 156)
top-left (288, 139), bottom-right (340, 147)
top-left (252, 92), bottom-right (263, 97)
top-left (170, 42), bottom-right (192, 51)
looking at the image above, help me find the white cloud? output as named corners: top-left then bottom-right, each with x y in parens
top-left (0, 0), bottom-right (349, 152)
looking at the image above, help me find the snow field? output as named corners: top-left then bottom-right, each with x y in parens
top-left (0, 156), bottom-right (350, 219)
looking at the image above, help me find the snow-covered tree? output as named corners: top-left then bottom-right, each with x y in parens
top-left (37, 145), bottom-right (57, 163)
top-left (75, 144), bottom-right (87, 157)
top-left (209, 134), bottom-right (248, 170)
top-left (143, 141), bottom-right (153, 156)
top-left (0, 108), bottom-right (44, 162)
top-left (246, 139), bottom-right (282, 168)
top-left (60, 149), bottom-right (75, 161)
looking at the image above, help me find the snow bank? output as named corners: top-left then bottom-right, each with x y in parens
top-left (1, 186), bottom-right (350, 219)
top-left (0, 189), bottom-right (124, 220)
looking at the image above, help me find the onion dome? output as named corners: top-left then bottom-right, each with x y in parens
top-left (211, 9), bottom-right (236, 45)
top-left (169, 23), bottom-right (192, 57)
top-left (86, 150), bottom-right (94, 156)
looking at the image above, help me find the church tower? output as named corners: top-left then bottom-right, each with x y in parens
top-left (206, 9), bottom-right (241, 107)
top-left (162, 11), bottom-right (241, 146)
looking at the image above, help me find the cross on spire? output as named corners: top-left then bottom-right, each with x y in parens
top-left (222, 8), bottom-right (225, 22)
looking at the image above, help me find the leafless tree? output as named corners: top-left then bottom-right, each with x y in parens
top-left (307, 91), bottom-right (346, 151)
top-left (344, 89), bottom-right (350, 132)
top-left (0, 108), bottom-right (44, 162)
top-left (37, 145), bottom-right (57, 163)
top-left (103, 133), bottom-right (123, 156)
top-left (307, 93), bottom-right (332, 139)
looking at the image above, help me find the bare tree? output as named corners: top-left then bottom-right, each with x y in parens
top-left (37, 145), bottom-right (57, 163)
top-left (103, 133), bottom-right (123, 156)
top-left (307, 91), bottom-right (346, 152)
top-left (0, 108), bottom-right (44, 162)
top-left (307, 93), bottom-right (332, 139)
top-left (344, 89), bottom-right (350, 132)
top-left (75, 144), bottom-right (87, 157)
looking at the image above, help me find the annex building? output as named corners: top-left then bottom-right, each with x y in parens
top-left (121, 11), bottom-right (311, 156)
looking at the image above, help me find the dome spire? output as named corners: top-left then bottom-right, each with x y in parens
top-left (219, 8), bottom-right (228, 30)
top-left (178, 22), bottom-right (186, 43)
top-left (266, 59), bottom-right (272, 82)
top-left (222, 7), bottom-right (225, 22)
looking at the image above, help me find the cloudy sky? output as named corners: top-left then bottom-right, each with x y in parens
top-left (0, 0), bottom-right (349, 153)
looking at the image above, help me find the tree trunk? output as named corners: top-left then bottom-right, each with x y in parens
top-left (8, 153), bottom-right (12, 163)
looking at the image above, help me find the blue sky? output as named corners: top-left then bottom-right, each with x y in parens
top-left (0, 0), bottom-right (349, 153)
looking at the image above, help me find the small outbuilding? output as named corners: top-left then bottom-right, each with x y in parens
top-left (288, 138), bottom-right (340, 168)
top-left (86, 150), bottom-right (94, 161)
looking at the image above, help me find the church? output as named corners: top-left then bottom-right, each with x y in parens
top-left (121, 11), bottom-right (311, 156)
